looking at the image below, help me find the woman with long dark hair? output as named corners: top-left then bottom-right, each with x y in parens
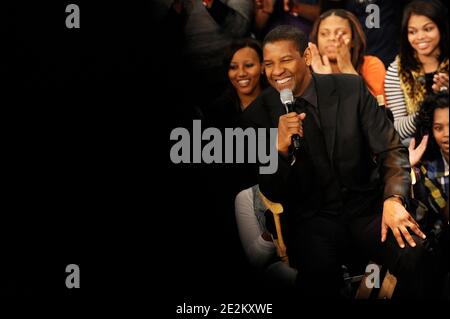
top-left (385, 0), bottom-right (449, 142)
top-left (205, 38), bottom-right (267, 128)
top-left (308, 9), bottom-right (386, 98)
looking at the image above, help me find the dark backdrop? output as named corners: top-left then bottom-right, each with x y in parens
top-left (5, 1), bottom-right (271, 309)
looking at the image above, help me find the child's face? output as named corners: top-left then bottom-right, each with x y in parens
top-left (432, 107), bottom-right (449, 157)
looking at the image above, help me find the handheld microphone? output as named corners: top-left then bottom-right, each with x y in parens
top-left (280, 89), bottom-right (301, 152)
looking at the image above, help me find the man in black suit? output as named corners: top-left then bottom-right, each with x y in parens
top-left (240, 25), bottom-right (435, 298)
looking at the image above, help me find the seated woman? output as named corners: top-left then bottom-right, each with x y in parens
top-left (204, 38), bottom-right (266, 129)
top-left (307, 9), bottom-right (386, 98)
top-left (410, 92), bottom-right (448, 229)
top-left (384, 0), bottom-right (449, 143)
top-left (409, 91), bottom-right (448, 298)
top-left (235, 185), bottom-right (297, 288)
top-left (204, 38), bottom-right (268, 191)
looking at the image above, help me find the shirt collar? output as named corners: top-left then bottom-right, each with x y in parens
top-left (298, 79), bottom-right (317, 108)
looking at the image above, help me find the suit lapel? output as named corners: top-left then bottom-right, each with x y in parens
top-left (313, 74), bottom-right (339, 162)
top-left (261, 81), bottom-right (339, 162)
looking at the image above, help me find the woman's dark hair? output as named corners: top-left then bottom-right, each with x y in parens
top-left (415, 91), bottom-right (449, 161)
top-left (399, 0), bottom-right (448, 72)
top-left (222, 38), bottom-right (267, 110)
top-left (309, 9), bottom-right (366, 73)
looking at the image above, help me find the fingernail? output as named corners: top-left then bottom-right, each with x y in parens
top-left (422, 234), bottom-right (427, 239)
top-left (400, 244), bottom-right (405, 248)
top-left (411, 243), bottom-right (416, 247)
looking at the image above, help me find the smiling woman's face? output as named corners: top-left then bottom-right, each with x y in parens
top-left (407, 14), bottom-right (441, 58)
top-left (228, 47), bottom-right (262, 96)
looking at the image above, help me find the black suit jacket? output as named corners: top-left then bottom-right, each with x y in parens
top-left (240, 73), bottom-right (411, 222)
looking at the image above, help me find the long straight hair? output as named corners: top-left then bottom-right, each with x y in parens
top-left (309, 9), bottom-right (366, 73)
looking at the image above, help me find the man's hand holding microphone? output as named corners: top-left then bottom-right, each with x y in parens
top-left (277, 89), bottom-right (306, 158)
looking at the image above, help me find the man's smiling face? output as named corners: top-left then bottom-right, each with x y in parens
top-left (263, 40), bottom-right (311, 97)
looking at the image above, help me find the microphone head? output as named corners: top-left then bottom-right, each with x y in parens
top-left (280, 89), bottom-right (294, 105)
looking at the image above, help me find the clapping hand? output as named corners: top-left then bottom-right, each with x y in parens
top-left (308, 42), bottom-right (332, 74)
top-left (432, 72), bottom-right (449, 93)
top-left (335, 32), bottom-right (358, 75)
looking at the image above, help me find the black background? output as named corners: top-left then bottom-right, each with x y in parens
top-left (6, 0), bottom-right (265, 307)
top-left (5, 1), bottom-right (436, 316)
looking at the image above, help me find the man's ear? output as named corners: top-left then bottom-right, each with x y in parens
top-left (303, 47), bottom-right (312, 66)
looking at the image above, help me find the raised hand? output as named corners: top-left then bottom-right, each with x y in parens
top-left (308, 42), bottom-right (332, 74)
top-left (408, 135), bottom-right (428, 167)
top-left (335, 32), bottom-right (357, 75)
top-left (432, 72), bottom-right (449, 93)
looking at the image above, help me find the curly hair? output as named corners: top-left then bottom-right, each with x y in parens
top-left (415, 91), bottom-right (449, 161)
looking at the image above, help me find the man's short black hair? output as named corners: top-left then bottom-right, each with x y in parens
top-left (263, 25), bottom-right (308, 55)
